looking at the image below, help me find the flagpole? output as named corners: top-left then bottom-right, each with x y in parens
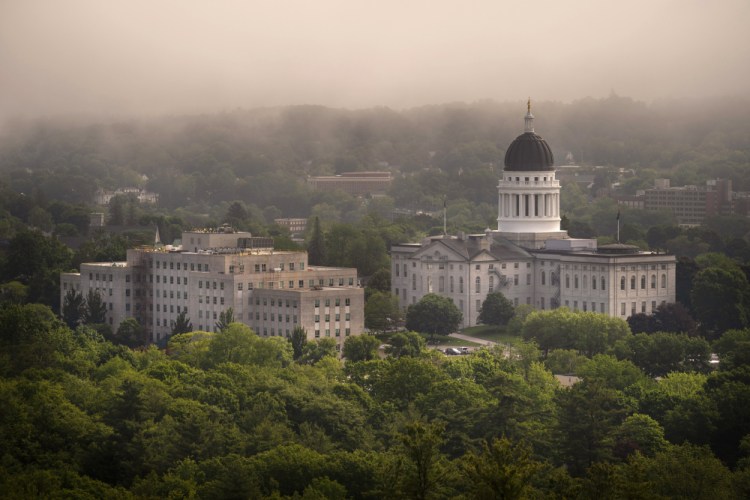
top-left (443, 197), bottom-right (447, 236)
top-left (616, 211), bottom-right (620, 243)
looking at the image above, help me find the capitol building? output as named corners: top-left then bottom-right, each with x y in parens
top-left (391, 104), bottom-right (676, 327)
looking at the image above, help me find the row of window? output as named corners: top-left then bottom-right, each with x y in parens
top-left (618, 274), bottom-right (668, 291)
top-left (561, 274), bottom-right (606, 290)
top-left (154, 275), bottom-right (188, 285)
top-left (198, 280), bottom-right (225, 290)
top-left (153, 261), bottom-right (208, 272)
top-left (254, 297), bottom-right (300, 308)
top-left (620, 300), bottom-right (667, 315)
top-left (313, 298), bottom-right (351, 308)
top-left (250, 262), bottom-right (305, 272)
top-left (314, 313), bottom-right (351, 322)
top-left (314, 328), bottom-right (351, 338)
top-left (255, 312), bottom-right (299, 322)
top-left (198, 295), bottom-right (223, 305)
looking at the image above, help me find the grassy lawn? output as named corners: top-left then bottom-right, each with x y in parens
top-left (460, 325), bottom-right (522, 345)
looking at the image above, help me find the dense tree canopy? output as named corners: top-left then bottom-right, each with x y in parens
top-left (0, 301), bottom-right (749, 497)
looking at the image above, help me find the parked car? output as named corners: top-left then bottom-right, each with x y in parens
top-left (445, 348), bottom-right (461, 356)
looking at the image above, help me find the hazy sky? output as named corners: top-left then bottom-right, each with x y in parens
top-left (1, 0), bottom-right (748, 119)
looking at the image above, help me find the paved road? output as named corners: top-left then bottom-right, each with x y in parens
top-left (448, 332), bottom-right (498, 346)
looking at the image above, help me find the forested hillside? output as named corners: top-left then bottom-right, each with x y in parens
top-left (2, 95), bottom-right (749, 217)
top-left (2, 303), bottom-right (750, 498)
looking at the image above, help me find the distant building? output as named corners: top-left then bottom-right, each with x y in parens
top-left (307, 171), bottom-right (393, 196)
top-left (615, 178), bottom-right (738, 226)
top-left (61, 226), bottom-right (364, 347)
top-left (274, 218), bottom-right (308, 237)
top-left (95, 187), bottom-right (159, 205)
top-left (392, 104), bottom-right (676, 327)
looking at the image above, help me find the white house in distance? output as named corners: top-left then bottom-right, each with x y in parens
top-left (391, 103), bottom-right (676, 328)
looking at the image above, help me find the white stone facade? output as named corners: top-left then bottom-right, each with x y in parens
top-left (61, 229), bottom-right (364, 348)
top-left (391, 234), bottom-right (676, 328)
top-left (391, 106), bottom-right (676, 327)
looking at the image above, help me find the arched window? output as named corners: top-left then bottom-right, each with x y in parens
top-left (412, 274), bottom-right (416, 291)
top-left (620, 276), bottom-right (626, 290)
top-left (475, 277), bottom-right (481, 293)
top-left (489, 276), bottom-right (494, 293)
top-left (630, 276), bottom-right (636, 290)
top-left (592, 276), bottom-right (597, 290)
top-left (661, 274), bottom-right (667, 288)
top-left (565, 274), bottom-right (570, 288)
top-left (450, 276), bottom-right (454, 293)
top-left (459, 277), bottom-right (464, 293)
top-left (601, 277), bottom-right (606, 290)
top-left (583, 275), bottom-right (588, 289)
top-left (574, 275), bottom-right (579, 289)
top-left (651, 274), bottom-right (656, 289)
top-left (640, 275), bottom-right (646, 289)
top-left (439, 276), bottom-right (445, 292)
top-left (541, 271), bottom-right (546, 285)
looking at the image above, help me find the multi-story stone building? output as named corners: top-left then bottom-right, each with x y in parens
top-left (392, 104), bottom-right (676, 327)
top-left (61, 227), bottom-right (364, 348)
top-left (616, 178), bottom-right (740, 226)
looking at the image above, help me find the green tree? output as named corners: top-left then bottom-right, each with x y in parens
top-left (460, 437), bottom-right (542, 500)
top-left (204, 323), bottom-right (293, 368)
top-left (115, 317), bottom-right (148, 348)
top-left (394, 420), bottom-right (453, 500)
top-left (613, 332), bottom-right (711, 376)
top-left (364, 291), bottom-right (401, 333)
top-left (215, 307), bottom-right (235, 332)
top-left (610, 413), bottom-right (668, 460)
top-left (691, 266), bottom-right (750, 336)
top-left (342, 334), bottom-right (380, 362)
top-left (84, 289), bottom-right (107, 324)
top-left (3, 228), bottom-right (71, 311)
top-left (170, 309), bottom-right (193, 336)
top-left (385, 331), bottom-right (425, 358)
top-left (556, 380), bottom-right (633, 475)
top-left (0, 281), bottom-right (28, 305)
top-left (307, 216), bottom-right (326, 266)
top-left (478, 292), bottom-right (515, 326)
top-left (366, 267), bottom-right (391, 294)
top-left (62, 288), bottom-right (85, 328)
top-left (289, 325), bottom-right (308, 360)
top-left (405, 293), bottom-right (462, 336)
top-left (298, 338), bottom-right (338, 365)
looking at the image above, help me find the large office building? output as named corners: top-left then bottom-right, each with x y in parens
top-left (616, 178), bottom-right (744, 226)
top-left (61, 226), bottom-right (364, 348)
top-left (392, 104), bottom-right (676, 327)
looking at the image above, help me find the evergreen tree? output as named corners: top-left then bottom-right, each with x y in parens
top-left (62, 288), bottom-right (85, 328)
top-left (171, 309), bottom-right (193, 336)
top-left (307, 216), bottom-right (326, 265)
top-left (289, 325), bottom-right (308, 360)
top-left (215, 307), bottom-right (235, 332)
top-left (84, 289), bottom-right (107, 324)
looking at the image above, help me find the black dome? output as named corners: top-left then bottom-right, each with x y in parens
top-left (503, 132), bottom-right (555, 171)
